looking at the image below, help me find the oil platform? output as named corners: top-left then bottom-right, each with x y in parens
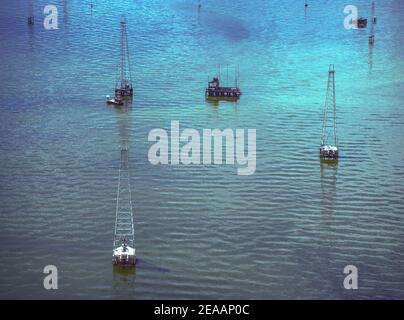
top-left (115, 16), bottom-right (133, 99)
top-left (106, 16), bottom-right (133, 106)
top-left (320, 65), bottom-right (339, 162)
top-left (355, 17), bottom-right (367, 28)
top-left (205, 66), bottom-right (241, 101)
top-left (112, 146), bottom-right (136, 266)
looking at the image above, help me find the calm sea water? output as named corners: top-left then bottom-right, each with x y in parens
top-left (0, 0), bottom-right (403, 299)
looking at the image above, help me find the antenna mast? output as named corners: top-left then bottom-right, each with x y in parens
top-left (115, 15), bottom-right (133, 98)
top-left (369, 2), bottom-right (376, 44)
top-left (113, 147), bottom-right (135, 250)
top-left (321, 64), bottom-right (337, 147)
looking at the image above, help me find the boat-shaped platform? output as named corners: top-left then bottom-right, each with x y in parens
top-left (112, 244), bottom-right (136, 266)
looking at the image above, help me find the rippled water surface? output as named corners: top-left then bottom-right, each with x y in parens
top-left (0, 0), bottom-right (403, 299)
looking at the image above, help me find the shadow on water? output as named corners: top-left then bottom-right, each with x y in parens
top-left (112, 258), bottom-right (169, 275)
top-left (135, 258), bottom-right (170, 273)
top-left (200, 13), bottom-right (250, 41)
top-left (176, 2), bottom-right (250, 41)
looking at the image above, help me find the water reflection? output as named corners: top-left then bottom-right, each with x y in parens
top-left (28, 21), bottom-right (35, 51)
top-left (112, 102), bottom-right (133, 146)
top-left (63, 0), bottom-right (68, 26)
top-left (205, 97), bottom-right (240, 110)
top-left (319, 162), bottom-right (338, 244)
top-left (304, 2), bottom-right (308, 19)
top-left (27, 0), bottom-right (35, 50)
top-left (318, 162), bottom-right (338, 289)
top-left (112, 265), bottom-right (136, 291)
top-left (368, 41), bottom-right (374, 76)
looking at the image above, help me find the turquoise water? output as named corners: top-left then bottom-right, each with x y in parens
top-left (0, 0), bottom-right (403, 299)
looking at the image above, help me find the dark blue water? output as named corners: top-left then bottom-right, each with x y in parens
top-left (0, 0), bottom-right (403, 299)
